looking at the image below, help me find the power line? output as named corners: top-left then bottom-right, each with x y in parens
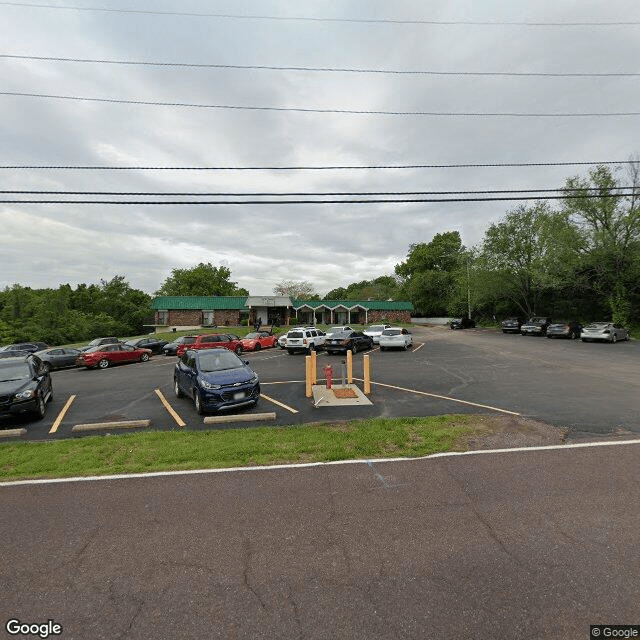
top-left (2, 3), bottom-right (639, 26)
top-left (2, 54), bottom-right (637, 78)
top-left (1, 194), bottom-right (633, 205)
top-left (0, 161), bottom-right (634, 171)
top-left (3, 91), bottom-right (640, 117)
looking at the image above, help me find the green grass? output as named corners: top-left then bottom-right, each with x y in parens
top-left (0, 415), bottom-right (484, 481)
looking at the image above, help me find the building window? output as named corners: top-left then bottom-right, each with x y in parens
top-left (203, 311), bottom-right (215, 325)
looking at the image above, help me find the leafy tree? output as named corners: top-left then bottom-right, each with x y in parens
top-left (273, 280), bottom-right (319, 299)
top-left (156, 263), bottom-right (248, 297)
top-left (563, 164), bottom-right (640, 325)
top-left (476, 202), bottom-right (584, 318)
top-left (324, 276), bottom-right (400, 301)
top-left (394, 231), bottom-right (464, 314)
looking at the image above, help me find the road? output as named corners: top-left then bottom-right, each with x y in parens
top-left (1, 441), bottom-right (639, 639)
top-left (2, 325), bottom-right (638, 439)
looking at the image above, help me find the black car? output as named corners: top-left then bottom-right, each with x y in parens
top-left (125, 337), bottom-right (169, 354)
top-left (324, 330), bottom-right (374, 355)
top-left (450, 317), bottom-right (476, 329)
top-left (0, 354), bottom-right (53, 419)
top-left (0, 342), bottom-right (49, 353)
top-left (162, 335), bottom-right (198, 356)
top-left (174, 349), bottom-right (260, 414)
top-left (35, 347), bottom-right (82, 371)
top-left (501, 317), bottom-right (523, 333)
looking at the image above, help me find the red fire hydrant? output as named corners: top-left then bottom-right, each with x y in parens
top-left (324, 365), bottom-right (333, 389)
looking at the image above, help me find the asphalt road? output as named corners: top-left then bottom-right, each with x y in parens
top-left (1, 441), bottom-right (639, 639)
top-left (2, 325), bottom-right (638, 440)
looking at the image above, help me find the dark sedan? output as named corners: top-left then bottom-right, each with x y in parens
top-left (162, 335), bottom-right (198, 356)
top-left (174, 348), bottom-right (260, 414)
top-left (546, 321), bottom-right (582, 339)
top-left (126, 337), bottom-right (169, 354)
top-left (0, 354), bottom-right (53, 419)
top-left (0, 342), bottom-right (49, 353)
top-left (501, 317), bottom-right (523, 333)
top-left (35, 347), bottom-right (82, 371)
top-left (521, 317), bottom-right (552, 336)
top-left (324, 330), bottom-right (373, 355)
top-left (450, 317), bottom-right (476, 329)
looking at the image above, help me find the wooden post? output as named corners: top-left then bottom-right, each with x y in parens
top-left (363, 354), bottom-right (371, 394)
top-left (311, 350), bottom-right (317, 384)
top-left (346, 350), bottom-right (353, 384)
top-left (305, 356), bottom-right (312, 397)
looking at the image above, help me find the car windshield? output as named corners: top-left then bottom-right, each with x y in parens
top-left (244, 333), bottom-right (259, 339)
top-left (288, 331), bottom-right (303, 338)
top-left (198, 351), bottom-right (243, 372)
top-left (332, 331), bottom-right (353, 338)
top-left (367, 326), bottom-right (385, 332)
top-left (0, 363), bottom-right (31, 382)
top-left (182, 337), bottom-right (197, 344)
top-left (382, 329), bottom-right (402, 336)
top-left (585, 323), bottom-right (608, 329)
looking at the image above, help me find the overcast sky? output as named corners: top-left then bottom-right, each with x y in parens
top-left (2, 0), bottom-right (640, 297)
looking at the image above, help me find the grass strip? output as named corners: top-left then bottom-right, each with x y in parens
top-left (0, 415), bottom-right (484, 481)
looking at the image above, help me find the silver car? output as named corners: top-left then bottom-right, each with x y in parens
top-left (363, 324), bottom-right (391, 344)
top-left (580, 322), bottom-right (629, 343)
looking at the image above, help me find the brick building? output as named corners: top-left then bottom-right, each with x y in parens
top-left (150, 296), bottom-right (413, 330)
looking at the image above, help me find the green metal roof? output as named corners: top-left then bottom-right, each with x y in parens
top-left (152, 296), bottom-right (413, 312)
top-left (151, 296), bottom-right (248, 310)
top-left (292, 299), bottom-right (414, 311)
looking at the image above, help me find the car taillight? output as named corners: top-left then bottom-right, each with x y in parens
top-left (303, 339), bottom-right (308, 344)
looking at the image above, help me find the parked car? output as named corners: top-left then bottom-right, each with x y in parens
top-left (580, 322), bottom-right (629, 343)
top-left (278, 326), bottom-right (316, 349)
top-left (285, 327), bottom-right (326, 354)
top-left (79, 337), bottom-right (121, 352)
top-left (0, 350), bottom-right (32, 359)
top-left (0, 354), bottom-right (53, 419)
top-left (0, 342), bottom-right (49, 353)
top-left (75, 343), bottom-right (152, 369)
top-left (325, 325), bottom-right (353, 338)
top-left (162, 335), bottom-right (198, 356)
top-left (174, 348), bottom-right (260, 414)
top-left (363, 324), bottom-right (392, 344)
top-left (125, 337), bottom-right (169, 354)
top-left (324, 330), bottom-right (373, 355)
top-left (520, 317), bottom-right (552, 336)
top-left (240, 331), bottom-right (278, 352)
top-left (450, 318), bottom-right (476, 329)
top-left (501, 317), bottom-right (523, 333)
top-left (379, 327), bottom-right (413, 350)
top-left (35, 347), bottom-right (82, 371)
top-left (546, 320), bottom-right (582, 339)
top-left (176, 334), bottom-right (243, 358)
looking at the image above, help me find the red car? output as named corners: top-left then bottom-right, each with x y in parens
top-left (240, 331), bottom-right (279, 352)
top-left (176, 333), bottom-right (243, 357)
top-left (75, 343), bottom-right (153, 369)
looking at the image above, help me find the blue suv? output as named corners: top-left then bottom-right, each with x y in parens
top-left (174, 349), bottom-right (260, 415)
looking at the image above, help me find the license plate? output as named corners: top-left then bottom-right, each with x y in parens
top-left (233, 391), bottom-right (245, 400)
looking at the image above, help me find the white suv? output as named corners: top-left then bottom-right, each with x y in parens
top-left (285, 327), bottom-right (326, 354)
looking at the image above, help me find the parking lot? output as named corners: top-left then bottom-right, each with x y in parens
top-left (1, 325), bottom-right (638, 440)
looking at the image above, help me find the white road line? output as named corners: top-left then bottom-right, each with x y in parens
top-left (260, 393), bottom-right (298, 413)
top-left (2, 439), bottom-right (639, 487)
top-left (412, 342), bottom-right (425, 352)
top-left (356, 379), bottom-right (520, 416)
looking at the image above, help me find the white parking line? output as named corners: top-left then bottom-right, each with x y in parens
top-left (412, 342), bottom-right (425, 352)
top-left (357, 379), bottom-right (520, 416)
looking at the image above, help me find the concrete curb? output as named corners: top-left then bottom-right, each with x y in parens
top-left (204, 412), bottom-right (276, 424)
top-left (0, 428), bottom-right (27, 438)
top-left (71, 419), bottom-right (152, 432)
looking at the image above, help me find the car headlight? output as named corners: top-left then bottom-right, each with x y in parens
top-left (15, 389), bottom-right (36, 400)
top-left (198, 377), bottom-right (221, 390)
top-left (249, 373), bottom-right (259, 384)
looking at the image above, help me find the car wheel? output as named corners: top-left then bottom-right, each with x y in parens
top-left (380, 346), bottom-right (386, 351)
top-left (308, 344), bottom-right (315, 354)
top-left (34, 393), bottom-right (46, 419)
top-left (351, 344), bottom-right (358, 354)
top-left (174, 378), bottom-right (183, 398)
top-left (612, 334), bottom-right (617, 343)
top-left (287, 350), bottom-right (294, 355)
top-left (140, 353), bottom-right (150, 362)
top-left (235, 345), bottom-right (243, 355)
top-left (98, 358), bottom-right (109, 369)
top-left (254, 343), bottom-right (261, 351)
top-left (42, 362), bottom-right (51, 373)
top-left (403, 341), bottom-right (409, 350)
top-left (194, 391), bottom-right (205, 415)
